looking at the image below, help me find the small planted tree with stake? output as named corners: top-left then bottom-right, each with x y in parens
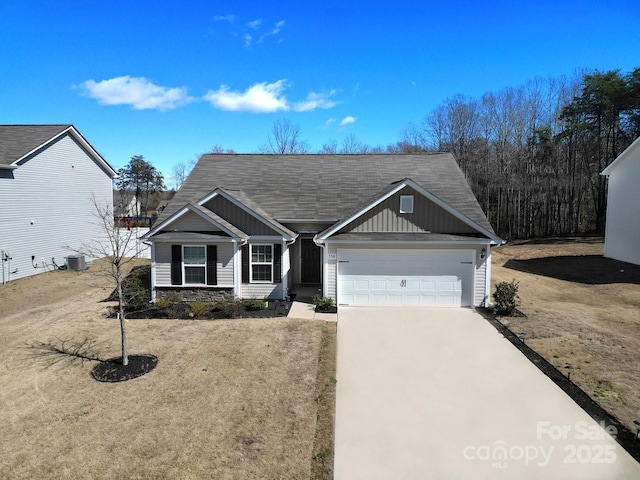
top-left (66, 195), bottom-right (140, 367)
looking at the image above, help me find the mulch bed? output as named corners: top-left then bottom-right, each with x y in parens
top-left (123, 300), bottom-right (292, 320)
top-left (478, 308), bottom-right (640, 463)
top-left (92, 355), bottom-right (158, 382)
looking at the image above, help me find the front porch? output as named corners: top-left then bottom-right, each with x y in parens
top-left (288, 284), bottom-right (323, 303)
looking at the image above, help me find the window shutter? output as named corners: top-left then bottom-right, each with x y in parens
top-left (171, 245), bottom-right (182, 285)
top-left (273, 243), bottom-right (282, 284)
top-left (241, 244), bottom-right (249, 284)
top-left (206, 245), bottom-right (217, 285)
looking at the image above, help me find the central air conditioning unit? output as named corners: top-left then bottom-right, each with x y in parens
top-left (67, 255), bottom-right (86, 271)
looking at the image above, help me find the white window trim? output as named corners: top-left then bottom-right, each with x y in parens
top-left (250, 243), bottom-right (274, 284)
top-left (183, 245), bottom-right (206, 285)
top-left (399, 195), bottom-right (414, 214)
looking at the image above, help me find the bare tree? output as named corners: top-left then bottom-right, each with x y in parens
top-left (66, 196), bottom-right (141, 366)
top-left (260, 118), bottom-right (309, 154)
top-left (340, 133), bottom-right (368, 153)
top-left (171, 162), bottom-right (188, 190)
top-left (318, 139), bottom-right (338, 154)
top-left (208, 144), bottom-right (236, 154)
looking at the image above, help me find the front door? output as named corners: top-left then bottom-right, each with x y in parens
top-left (301, 239), bottom-right (321, 284)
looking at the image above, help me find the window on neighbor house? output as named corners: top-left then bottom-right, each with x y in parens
top-left (251, 244), bottom-right (273, 282)
top-left (399, 194), bottom-right (414, 214)
top-left (183, 245), bottom-right (206, 284)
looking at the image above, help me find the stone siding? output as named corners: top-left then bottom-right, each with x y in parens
top-left (156, 287), bottom-right (234, 303)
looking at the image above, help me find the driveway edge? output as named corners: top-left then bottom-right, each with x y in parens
top-left (477, 308), bottom-right (640, 464)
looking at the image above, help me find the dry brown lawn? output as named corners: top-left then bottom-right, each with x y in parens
top-left (493, 238), bottom-right (640, 434)
top-left (0, 262), bottom-right (335, 479)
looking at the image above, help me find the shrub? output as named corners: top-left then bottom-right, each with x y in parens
top-left (107, 265), bottom-right (151, 310)
top-left (493, 280), bottom-right (520, 316)
top-left (245, 299), bottom-right (268, 311)
top-left (312, 295), bottom-right (335, 310)
top-left (188, 301), bottom-right (213, 319)
top-left (155, 292), bottom-right (182, 318)
top-left (214, 298), bottom-right (245, 318)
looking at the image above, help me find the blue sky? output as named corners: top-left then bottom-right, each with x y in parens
top-left (2, 1), bottom-right (639, 185)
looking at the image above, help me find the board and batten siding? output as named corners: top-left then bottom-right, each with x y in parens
top-left (168, 211), bottom-right (224, 232)
top-left (339, 187), bottom-right (477, 235)
top-left (203, 195), bottom-right (277, 235)
top-left (154, 242), bottom-right (235, 286)
top-left (0, 133), bottom-right (113, 282)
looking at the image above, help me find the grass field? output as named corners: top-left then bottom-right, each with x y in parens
top-left (493, 238), bottom-right (640, 434)
top-left (0, 262), bottom-right (335, 479)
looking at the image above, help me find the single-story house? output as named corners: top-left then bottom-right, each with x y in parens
top-left (143, 154), bottom-right (502, 308)
top-left (0, 125), bottom-right (116, 282)
top-left (601, 136), bottom-right (640, 265)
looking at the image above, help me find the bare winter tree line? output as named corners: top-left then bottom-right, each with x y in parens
top-left (409, 69), bottom-right (640, 239)
top-left (171, 69), bottom-right (640, 240)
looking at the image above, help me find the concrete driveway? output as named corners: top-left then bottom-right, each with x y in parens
top-left (334, 307), bottom-right (640, 479)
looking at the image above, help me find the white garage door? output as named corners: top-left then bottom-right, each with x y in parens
top-left (337, 249), bottom-right (474, 307)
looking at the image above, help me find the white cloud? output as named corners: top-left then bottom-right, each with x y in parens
top-left (259, 19), bottom-right (285, 43)
top-left (243, 34), bottom-right (252, 47)
top-left (325, 118), bottom-right (336, 125)
top-left (204, 80), bottom-right (289, 113)
top-left (293, 90), bottom-right (337, 112)
top-left (78, 76), bottom-right (192, 111)
top-left (247, 19), bottom-right (262, 29)
top-left (204, 80), bottom-right (339, 114)
top-left (214, 14), bottom-right (235, 23)
top-left (340, 116), bottom-right (357, 126)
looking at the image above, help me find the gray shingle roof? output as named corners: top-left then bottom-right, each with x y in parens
top-left (0, 125), bottom-right (71, 165)
top-left (159, 153), bottom-right (497, 236)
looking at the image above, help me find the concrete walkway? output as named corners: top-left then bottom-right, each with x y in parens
top-left (287, 301), bottom-right (337, 322)
top-left (334, 307), bottom-right (640, 479)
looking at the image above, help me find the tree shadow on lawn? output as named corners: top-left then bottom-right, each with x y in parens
top-left (504, 255), bottom-right (640, 285)
top-left (27, 337), bottom-right (157, 382)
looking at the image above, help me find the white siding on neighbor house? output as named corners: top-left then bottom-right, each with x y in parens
top-left (604, 146), bottom-right (640, 265)
top-left (153, 242), bottom-right (235, 286)
top-left (0, 134), bottom-right (113, 282)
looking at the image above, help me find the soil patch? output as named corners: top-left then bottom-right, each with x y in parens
top-left (92, 354), bottom-right (158, 382)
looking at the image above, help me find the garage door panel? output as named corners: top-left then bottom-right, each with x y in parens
top-left (373, 279), bottom-right (389, 290)
top-left (337, 248), bottom-right (473, 307)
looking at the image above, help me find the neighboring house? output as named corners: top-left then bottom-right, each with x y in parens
top-left (113, 189), bottom-right (141, 217)
top-left (601, 136), bottom-right (640, 265)
top-left (143, 154), bottom-right (502, 308)
top-left (0, 125), bottom-right (117, 282)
